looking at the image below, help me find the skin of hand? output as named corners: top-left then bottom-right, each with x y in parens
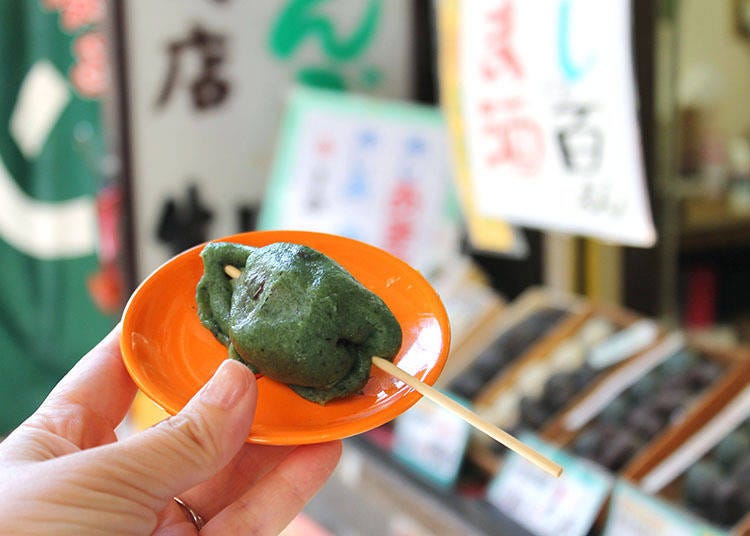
top-left (0, 326), bottom-right (342, 535)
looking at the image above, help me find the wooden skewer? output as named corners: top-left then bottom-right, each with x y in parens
top-left (223, 265), bottom-right (563, 478)
top-left (372, 357), bottom-right (562, 477)
top-left (224, 265), bottom-right (242, 279)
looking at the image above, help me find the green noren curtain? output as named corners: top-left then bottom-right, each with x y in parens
top-left (0, 1), bottom-right (116, 433)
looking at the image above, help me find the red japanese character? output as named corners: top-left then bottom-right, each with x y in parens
top-left (481, 1), bottom-right (523, 81)
top-left (71, 32), bottom-right (108, 97)
top-left (385, 183), bottom-right (419, 259)
top-left (62, 0), bottom-right (104, 31)
top-left (484, 117), bottom-right (544, 176)
top-left (74, 31), bottom-right (106, 64)
top-left (390, 183), bottom-right (419, 210)
top-left (479, 98), bottom-right (523, 116)
top-left (44, 0), bottom-right (104, 31)
top-left (386, 221), bottom-right (412, 257)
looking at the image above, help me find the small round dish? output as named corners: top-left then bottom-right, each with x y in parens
top-left (120, 230), bottom-right (450, 445)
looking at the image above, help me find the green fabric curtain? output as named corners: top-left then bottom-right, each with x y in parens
top-left (0, 1), bottom-right (116, 433)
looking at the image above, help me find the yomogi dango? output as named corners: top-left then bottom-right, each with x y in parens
top-left (196, 241), bottom-right (402, 404)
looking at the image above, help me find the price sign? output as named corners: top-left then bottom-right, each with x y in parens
top-left (391, 395), bottom-right (471, 489)
top-left (455, 0), bottom-right (655, 246)
top-left (486, 433), bottom-right (612, 536)
top-left (258, 87), bottom-right (461, 276)
top-left (120, 0), bottom-right (414, 278)
top-left (604, 481), bottom-right (728, 536)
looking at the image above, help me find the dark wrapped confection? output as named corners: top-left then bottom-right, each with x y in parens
top-left (628, 369), bottom-right (660, 401)
top-left (685, 360), bottom-right (724, 390)
top-left (571, 363), bottom-right (598, 391)
top-left (739, 488), bottom-right (750, 516)
top-left (735, 454), bottom-right (750, 488)
top-left (709, 479), bottom-right (745, 526)
top-left (472, 346), bottom-right (506, 377)
top-left (501, 308), bottom-right (568, 358)
top-left (715, 429), bottom-right (750, 469)
top-left (449, 369), bottom-right (486, 400)
top-left (519, 395), bottom-right (549, 430)
top-left (569, 354), bottom-right (729, 476)
top-left (684, 461), bottom-right (722, 510)
top-left (625, 406), bottom-right (665, 439)
top-left (541, 372), bottom-right (578, 409)
top-left (572, 428), bottom-right (601, 459)
top-left (196, 242), bottom-right (402, 404)
top-left (598, 396), bottom-right (629, 424)
top-left (447, 307), bottom-right (568, 401)
top-left (598, 429), bottom-right (642, 471)
top-left (660, 349), bottom-right (699, 376)
top-left (649, 388), bottom-right (691, 420)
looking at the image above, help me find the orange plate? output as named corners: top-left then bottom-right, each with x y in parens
top-left (121, 230), bottom-right (451, 445)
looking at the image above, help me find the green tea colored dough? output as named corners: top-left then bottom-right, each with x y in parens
top-left (196, 241), bottom-right (402, 404)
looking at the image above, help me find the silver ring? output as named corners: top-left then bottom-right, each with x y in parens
top-left (173, 496), bottom-right (206, 531)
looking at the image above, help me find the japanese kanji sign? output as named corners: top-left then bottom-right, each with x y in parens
top-left (121, 0), bottom-right (414, 279)
top-left (456, 0), bottom-right (656, 246)
top-left (258, 87), bottom-right (460, 277)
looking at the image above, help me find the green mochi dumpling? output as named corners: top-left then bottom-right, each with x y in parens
top-left (196, 241), bottom-right (402, 404)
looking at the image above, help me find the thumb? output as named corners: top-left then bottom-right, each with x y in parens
top-left (92, 359), bottom-right (257, 510)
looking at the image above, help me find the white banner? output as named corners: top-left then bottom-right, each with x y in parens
top-left (258, 88), bottom-right (460, 276)
top-left (459, 0), bottom-right (656, 246)
top-left (122, 0), bottom-right (413, 279)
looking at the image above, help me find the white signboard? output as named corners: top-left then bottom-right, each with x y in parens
top-left (487, 433), bottom-right (613, 536)
top-left (258, 87), bottom-right (460, 276)
top-left (604, 481), bottom-right (728, 536)
top-left (458, 0), bottom-right (656, 246)
top-left (391, 395), bottom-right (471, 489)
top-left (122, 0), bottom-right (413, 279)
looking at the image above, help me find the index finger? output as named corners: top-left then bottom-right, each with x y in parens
top-left (28, 324), bottom-right (137, 448)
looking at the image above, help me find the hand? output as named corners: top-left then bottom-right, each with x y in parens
top-left (0, 326), bottom-right (342, 535)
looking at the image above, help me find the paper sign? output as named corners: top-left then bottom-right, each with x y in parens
top-left (122, 0), bottom-right (415, 279)
top-left (604, 481), bottom-right (728, 536)
top-left (391, 394), bottom-right (471, 489)
top-left (259, 87), bottom-right (461, 276)
top-left (437, 0), bottom-right (524, 256)
top-left (486, 433), bottom-right (613, 536)
top-left (457, 0), bottom-right (656, 247)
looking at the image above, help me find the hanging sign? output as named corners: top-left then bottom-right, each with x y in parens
top-left (457, 0), bottom-right (656, 246)
top-left (436, 0), bottom-right (523, 256)
top-left (0, 0), bottom-right (118, 432)
top-left (120, 0), bottom-right (414, 279)
top-left (258, 87), bottom-right (461, 276)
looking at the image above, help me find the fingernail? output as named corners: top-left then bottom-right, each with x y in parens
top-left (200, 360), bottom-right (251, 409)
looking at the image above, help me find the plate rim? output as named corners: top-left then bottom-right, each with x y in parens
top-left (120, 230), bottom-right (451, 444)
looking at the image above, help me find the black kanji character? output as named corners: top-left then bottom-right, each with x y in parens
top-left (556, 104), bottom-right (603, 174)
top-left (156, 184), bottom-right (214, 254)
top-left (156, 25), bottom-right (230, 110)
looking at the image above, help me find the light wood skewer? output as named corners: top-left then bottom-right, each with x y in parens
top-left (371, 357), bottom-right (562, 477)
top-left (223, 265), bottom-right (563, 478)
top-left (224, 265), bottom-right (242, 279)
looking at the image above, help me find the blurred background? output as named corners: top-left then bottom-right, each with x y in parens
top-left (1, 1), bottom-right (749, 534)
